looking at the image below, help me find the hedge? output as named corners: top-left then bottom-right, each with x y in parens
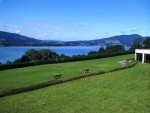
top-left (0, 80), bottom-right (63, 98)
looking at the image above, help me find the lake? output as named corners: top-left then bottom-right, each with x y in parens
top-left (0, 46), bottom-right (130, 63)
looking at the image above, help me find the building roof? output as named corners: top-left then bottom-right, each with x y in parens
top-left (135, 49), bottom-right (150, 54)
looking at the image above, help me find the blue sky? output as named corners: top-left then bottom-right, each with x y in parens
top-left (0, 0), bottom-right (149, 41)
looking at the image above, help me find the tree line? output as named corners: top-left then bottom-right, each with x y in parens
top-left (2, 44), bottom-right (126, 65)
top-left (0, 37), bottom-right (149, 69)
top-left (129, 37), bottom-right (150, 51)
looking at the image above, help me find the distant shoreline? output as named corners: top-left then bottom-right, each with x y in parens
top-left (0, 46), bottom-right (130, 63)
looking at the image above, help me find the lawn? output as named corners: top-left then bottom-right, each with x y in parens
top-left (0, 63), bottom-right (149, 113)
top-left (0, 54), bottom-right (133, 91)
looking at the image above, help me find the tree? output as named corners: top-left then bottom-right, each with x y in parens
top-left (129, 37), bottom-right (143, 51)
top-left (38, 49), bottom-right (59, 60)
top-left (20, 55), bottom-right (30, 62)
top-left (129, 44), bottom-right (143, 51)
top-left (105, 45), bottom-right (125, 53)
top-left (60, 54), bottom-right (66, 58)
top-left (143, 37), bottom-right (150, 49)
top-left (6, 60), bottom-right (12, 64)
top-left (134, 37), bottom-right (142, 45)
top-left (25, 49), bottom-right (38, 61)
top-left (24, 49), bottom-right (59, 61)
top-left (88, 51), bottom-right (98, 55)
top-left (98, 47), bottom-right (105, 54)
top-left (13, 58), bottom-right (21, 64)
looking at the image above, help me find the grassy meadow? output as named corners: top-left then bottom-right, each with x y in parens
top-left (0, 63), bottom-right (150, 113)
top-left (0, 54), bottom-right (133, 91)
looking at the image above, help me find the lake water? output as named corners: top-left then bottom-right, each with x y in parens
top-left (0, 46), bottom-right (130, 63)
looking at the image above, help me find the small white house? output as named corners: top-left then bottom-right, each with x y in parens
top-left (135, 49), bottom-right (150, 63)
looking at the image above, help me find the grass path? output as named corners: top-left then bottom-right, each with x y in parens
top-left (0, 54), bottom-right (133, 91)
top-left (0, 63), bottom-right (149, 113)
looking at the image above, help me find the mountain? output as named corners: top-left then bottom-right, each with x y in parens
top-left (64, 34), bottom-right (147, 46)
top-left (0, 31), bottom-right (41, 46)
top-left (0, 31), bottom-right (148, 46)
top-left (41, 40), bottom-right (64, 43)
top-left (92, 34), bottom-right (145, 45)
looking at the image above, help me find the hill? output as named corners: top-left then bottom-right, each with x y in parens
top-left (0, 54), bottom-right (133, 91)
top-left (0, 30), bottom-right (148, 46)
top-left (0, 31), bottom-right (41, 46)
top-left (0, 60), bottom-right (149, 113)
top-left (93, 34), bottom-right (144, 45)
top-left (56, 34), bottom-right (147, 46)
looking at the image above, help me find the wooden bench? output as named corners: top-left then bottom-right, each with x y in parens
top-left (54, 74), bottom-right (63, 80)
top-left (83, 69), bottom-right (90, 73)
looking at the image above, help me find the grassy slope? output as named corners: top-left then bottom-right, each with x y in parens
top-left (0, 63), bottom-right (150, 113)
top-left (0, 54), bottom-right (133, 91)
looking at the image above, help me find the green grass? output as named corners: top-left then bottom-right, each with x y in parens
top-left (0, 63), bottom-right (149, 113)
top-left (0, 54), bottom-right (133, 91)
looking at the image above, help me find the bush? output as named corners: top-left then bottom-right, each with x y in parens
top-left (105, 45), bottom-right (125, 53)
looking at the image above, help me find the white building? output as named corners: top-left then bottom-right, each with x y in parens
top-left (135, 49), bottom-right (150, 63)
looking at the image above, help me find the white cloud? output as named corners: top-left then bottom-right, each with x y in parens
top-left (121, 28), bottom-right (139, 34)
top-left (122, 31), bottom-right (126, 34)
top-left (15, 29), bottom-right (21, 34)
top-left (0, 19), bottom-right (101, 41)
top-left (130, 28), bottom-right (138, 32)
top-left (0, 19), bottom-right (142, 41)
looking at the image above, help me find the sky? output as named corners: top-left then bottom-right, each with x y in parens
top-left (0, 0), bottom-right (149, 41)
